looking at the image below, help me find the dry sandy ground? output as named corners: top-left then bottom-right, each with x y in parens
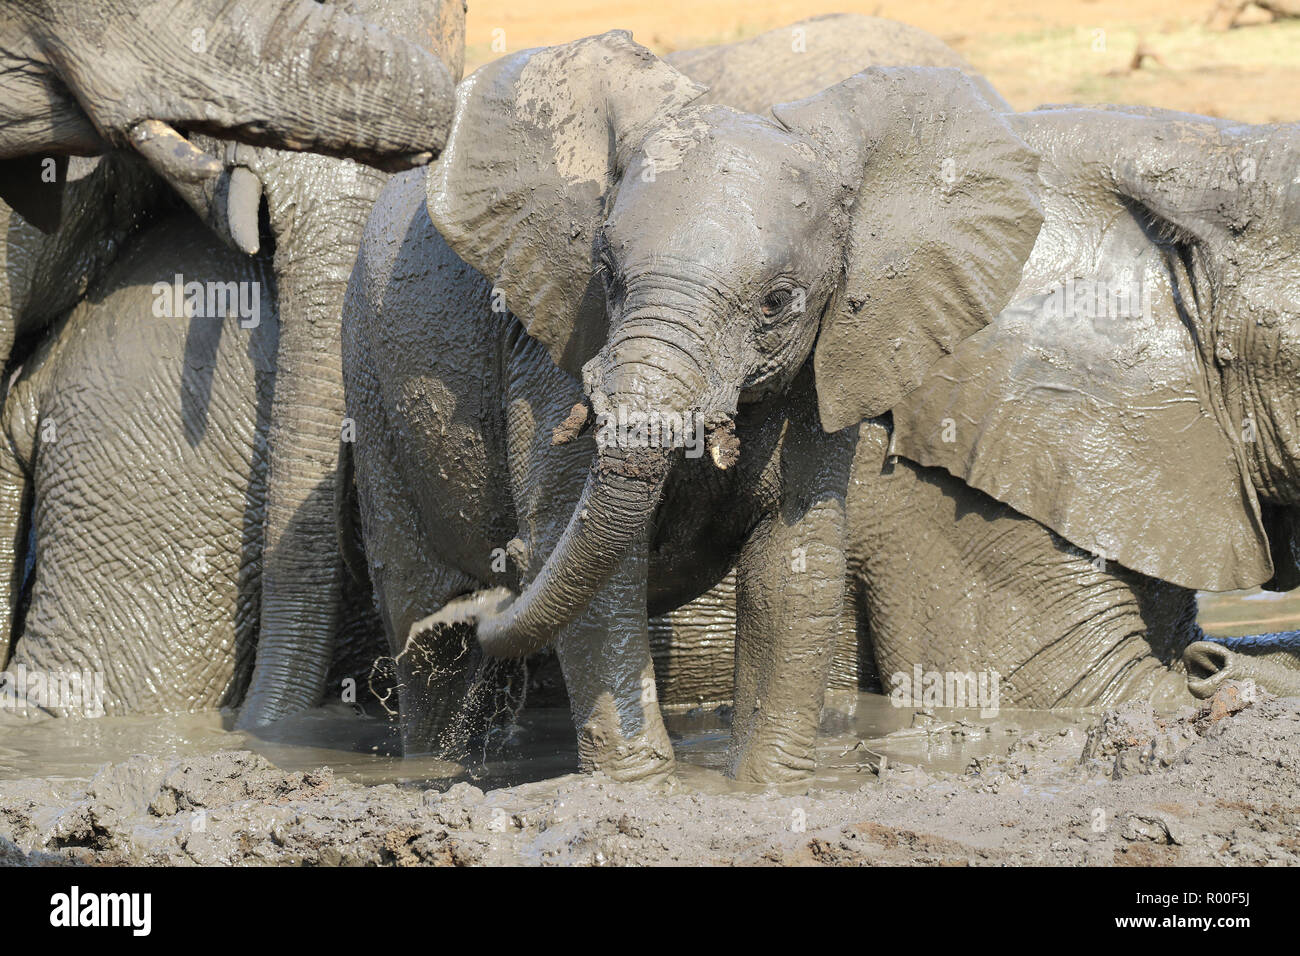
top-left (3, 684), bottom-right (1297, 865)
top-left (462, 0), bottom-right (1300, 124)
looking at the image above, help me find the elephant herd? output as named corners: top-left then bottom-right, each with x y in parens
top-left (1, 5), bottom-right (1297, 786)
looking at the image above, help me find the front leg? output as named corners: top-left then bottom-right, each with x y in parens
top-left (505, 350), bottom-right (673, 783)
top-left (730, 422), bottom-right (854, 784)
top-left (552, 532), bottom-right (676, 783)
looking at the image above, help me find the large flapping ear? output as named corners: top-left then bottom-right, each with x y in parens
top-left (428, 31), bottom-right (706, 379)
top-left (0, 155), bottom-right (67, 233)
top-left (773, 67), bottom-right (1042, 432)
top-left (893, 253), bottom-right (1274, 592)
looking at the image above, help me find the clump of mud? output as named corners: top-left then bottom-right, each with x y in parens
top-left (2, 684), bottom-right (1297, 866)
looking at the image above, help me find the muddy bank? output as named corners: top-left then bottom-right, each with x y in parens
top-left (0, 684), bottom-right (1295, 865)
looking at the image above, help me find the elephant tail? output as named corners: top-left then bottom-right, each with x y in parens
top-left (336, 436), bottom-right (370, 587)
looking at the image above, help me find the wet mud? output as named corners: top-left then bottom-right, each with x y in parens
top-left (2, 684), bottom-right (1296, 865)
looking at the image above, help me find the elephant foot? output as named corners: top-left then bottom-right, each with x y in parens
top-left (575, 712), bottom-right (676, 785)
top-left (727, 716), bottom-right (818, 785)
top-left (576, 728), bottom-right (676, 784)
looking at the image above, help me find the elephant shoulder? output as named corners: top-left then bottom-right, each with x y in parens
top-left (353, 166), bottom-right (497, 338)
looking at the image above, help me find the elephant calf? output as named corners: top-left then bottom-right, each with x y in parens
top-left (343, 29), bottom-right (1042, 783)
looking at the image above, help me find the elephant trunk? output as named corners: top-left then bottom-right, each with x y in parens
top-left (235, 157), bottom-right (389, 728)
top-left (476, 332), bottom-right (718, 659)
top-left (15, 0), bottom-right (456, 169)
top-left (1185, 638), bottom-right (1300, 699)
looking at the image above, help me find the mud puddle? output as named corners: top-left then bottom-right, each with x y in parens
top-left (2, 685), bottom-right (1297, 865)
top-left (0, 693), bottom-right (1083, 795)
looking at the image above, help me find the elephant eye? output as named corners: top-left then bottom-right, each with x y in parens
top-left (761, 288), bottom-right (793, 317)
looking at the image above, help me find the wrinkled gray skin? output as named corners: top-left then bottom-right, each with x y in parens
top-left (1, 209), bottom-right (384, 715)
top-left (647, 16), bottom-right (1002, 708)
top-left (0, 0), bottom-right (461, 716)
top-left (1, 213), bottom-right (276, 712)
top-left (227, 0), bottom-right (466, 730)
top-left (652, 97), bottom-right (1300, 709)
top-left (343, 25), bottom-right (1042, 782)
top-left (885, 106), bottom-right (1300, 708)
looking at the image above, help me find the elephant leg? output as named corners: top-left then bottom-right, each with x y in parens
top-left (648, 570), bottom-right (737, 709)
top-left (497, 342), bottom-right (673, 782)
top-left (730, 493), bottom-right (847, 784)
top-left (348, 398), bottom-right (491, 753)
top-left (549, 533), bottom-right (675, 783)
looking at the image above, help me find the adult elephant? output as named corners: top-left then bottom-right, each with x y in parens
top-left (342, 31), bottom-right (1043, 782)
top-left (0, 0), bottom-right (463, 718)
top-left (879, 106), bottom-right (1300, 707)
top-left (1, 212), bottom-right (277, 713)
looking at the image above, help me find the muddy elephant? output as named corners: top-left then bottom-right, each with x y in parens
top-left (0, 213), bottom-right (277, 713)
top-left (0, 0), bottom-right (462, 717)
top-left (878, 106), bottom-right (1300, 707)
top-left (342, 30), bottom-right (1042, 783)
top-left (1, 207), bottom-right (386, 717)
top-left (640, 14), bottom-right (1006, 710)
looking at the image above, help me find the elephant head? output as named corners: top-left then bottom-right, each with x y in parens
top-left (894, 107), bottom-right (1300, 596)
top-left (424, 32), bottom-right (1043, 658)
top-left (0, 0), bottom-right (457, 232)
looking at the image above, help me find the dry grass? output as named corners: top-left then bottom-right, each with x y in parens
top-left (463, 0), bottom-right (1300, 123)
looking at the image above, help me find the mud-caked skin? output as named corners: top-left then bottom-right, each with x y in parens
top-left (0, 213), bottom-right (276, 713)
top-left (641, 13), bottom-right (1006, 707)
top-left (0, 0), bottom-right (464, 723)
top-left (344, 28), bottom-right (1043, 783)
top-left (884, 107), bottom-right (1300, 706)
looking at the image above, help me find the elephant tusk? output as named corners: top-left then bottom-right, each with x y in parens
top-left (225, 166), bottom-right (263, 256)
top-left (551, 400), bottom-right (594, 445)
top-left (129, 120), bottom-right (222, 183)
top-left (706, 417), bottom-right (740, 470)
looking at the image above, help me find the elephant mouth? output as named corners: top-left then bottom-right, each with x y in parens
top-left (1184, 640), bottom-right (1233, 699)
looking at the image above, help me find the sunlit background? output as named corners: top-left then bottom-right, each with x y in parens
top-left (463, 0), bottom-right (1299, 124)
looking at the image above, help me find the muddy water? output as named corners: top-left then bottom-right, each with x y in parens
top-left (0, 693), bottom-right (1084, 794)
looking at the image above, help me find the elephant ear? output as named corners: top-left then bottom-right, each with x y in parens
top-left (0, 155), bottom-right (67, 233)
top-left (893, 262), bottom-right (1273, 592)
top-left (428, 32), bottom-right (706, 378)
top-left (772, 67), bottom-right (1043, 432)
